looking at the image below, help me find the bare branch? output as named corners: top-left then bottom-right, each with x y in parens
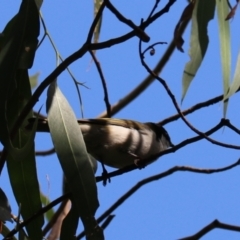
top-left (104, 0), bottom-right (150, 42)
top-left (179, 219), bottom-right (240, 240)
top-left (139, 42), bottom-right (240, 150)
top-left (5, 194), bottom-right (70, 239)
top-left (89, 50), bottom-right (111, 118)
top-left (93, 160), bottom-right (240, 235)
top-left (98, 9), bottom-right (189, 118)
top-left (35, 147), bottom-right (55, 156)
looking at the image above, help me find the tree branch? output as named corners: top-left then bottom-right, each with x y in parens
top-left (179, 219), bottom-right (240, 240)
top-left (89, 50), bottom-right (111, 118)
top-left (93, 160), bottom-right (240, 237)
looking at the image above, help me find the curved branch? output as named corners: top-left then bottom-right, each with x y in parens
top-left (139, 41), bottom-right (240, 150)
top-left (93, 160), bottom-right (240, 236)
top-left (98, 11), bottom-right (189, 118)
top-left (89, 50), bottom-right (111, 117)
top-left (35, 147), bottom-right (55, 156)
top-left (179, 219), bottom-right (240, 240)
top-left (4, 193), bottom-right (70, 239)
top-left (104, 0), bottom-right (149, 42)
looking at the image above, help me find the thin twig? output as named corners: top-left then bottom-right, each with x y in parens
top-left (35, 147), bottom-right (55, 156)
top-left (179, 219), bottom-right (240, 240)
top-left (160, 94), bottom-right (224, 125)
top-left (88, 160), bottom-right (240, 238)
top-left (77, 215), bottom-right (115, 239)
top-left (139, 41), bottom-right (240, 150)
top-left (98, 6), bottom-right (189, 118)
top-left (4, 193), bottom-right (70, 239)
top-left (89, 50), bottom-right (111, 118)
top-left (86, 2), bottom-right (106, 43)
top-left (147, 0), bottom-right (161, 19)
top-left (90, 0), bottom-right (177, 50)
top-left (104, 0), bottom-right (150, 42)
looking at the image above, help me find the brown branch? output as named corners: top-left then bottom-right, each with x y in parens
top-left (97, 8), bottom-right (189, 118)
top-left (89, 50), bottom-right (111, 118)
top-left (77, 214), bottom-right (115, 239)
top-left (159, 94), bottom-right (224, 125)
top-left (86, 1), bottom-right (106, 43)
top-left (139, 41), bottom-right (240, 150)
top-left (93, 160), bottom-right (240, 237)
top-left (104, 0), bottom-right (150, 42)
top-left (4, 193), bottom-right (70, 239)
top-left (147, 0), bottom-right (161, 19)
top-left (179, 219), bottom-right (240, 240)
top-left (35, 147), bottom-right (55, 156)
top-left (90, 0), bottom-right (177, 51)
top-left (224, 119), bottom-right (240, 135)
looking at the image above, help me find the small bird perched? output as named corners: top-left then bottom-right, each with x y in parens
top-left (33, 118), bottom-right (173, 169)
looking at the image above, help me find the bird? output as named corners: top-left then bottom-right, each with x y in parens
top-left (32, 118), bottom-right (173, 169)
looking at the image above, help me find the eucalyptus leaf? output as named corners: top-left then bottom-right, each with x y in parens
top-left (29, 72), bottom-right (39, 89)
top-left (216, 0), bottom-right (231, 116)
top-left (182, 0), bottom-right (215, 102)
top-left (46, 82), bottom-right (104, 239)
top-left (0, 0), bottom-right (40, 118)
top-left (93, 0), bottom-right (103, 44)
top-left (60, 201), bottom-right (79, 240)
top-left (224, 51), bottom-right (240, 100)
top-left (6, 70), bottom-right (44, 239)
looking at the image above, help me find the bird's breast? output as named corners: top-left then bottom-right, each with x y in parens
top-left (79, 124), bottom-right (162, 168)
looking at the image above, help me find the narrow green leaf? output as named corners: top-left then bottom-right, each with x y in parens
top-left (40, 192), bottom-right (55, 222)
top-left (0, 2), bottom-right (42, 237)
top-left (224, 51), bottom-right (240, 100)
top-left (93, 0), bottom-right (103, 44)
top-left (29, 72), bottom-right (39, 89)
top-left (7, 70), bottom-right (44, 239)
top-left (60, 202), bottom-right (79, 240)
top-left (182, 0), bottom-right (215, 102)
top-left (216, 0), bottom-right (231, 116)
top-left (35, 0), bottom-right (43, 9)
top-left (0, 0), bottom-right (39, 113)
top-left (46, 82), bottom-right (104, 239)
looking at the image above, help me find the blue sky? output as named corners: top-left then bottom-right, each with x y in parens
top-left (1, 0), bottom-right (240, 239)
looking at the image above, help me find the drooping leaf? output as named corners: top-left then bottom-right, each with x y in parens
top-left (29, 72), bottom-right (39, 89)
top-left (182, 0), bottom-right (215, 102)
top-left (0, 0), bottom-right (40, 115)
top-left (6, 70), bottom-right (44, 239)
top-left (0, 2), bottom-right (42, 237)
top-left (216, 0), bottom-right (231, 116)
top-left (40, 192), bottom-right (55, 222)
top-left (174, 1), bottom-right (195, 52)
top-left (223, 50), bottom-right (240, 100)
top-left (0, 188), bottom-right (12, 223)
top-left (60, 199), bottom-right (79, 239)
top-left (46, 82), bottom-right (104, 239)
top-left (35, 0), bottom-right (43, 9)
top-left (93, 0), bottom-right (103, 44)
